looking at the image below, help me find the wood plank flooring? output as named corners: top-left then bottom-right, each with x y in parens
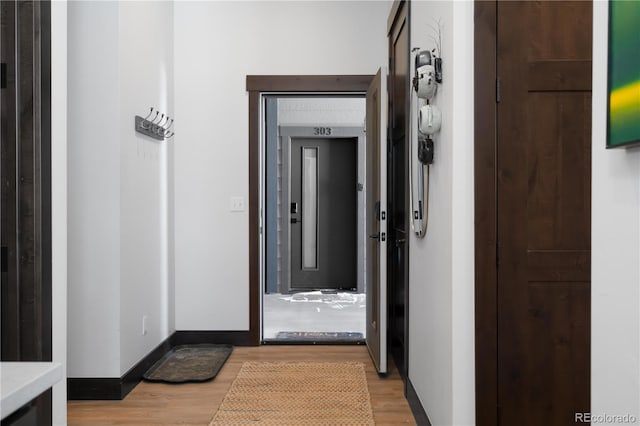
top-left (67, 345), bottom-right (416, 425)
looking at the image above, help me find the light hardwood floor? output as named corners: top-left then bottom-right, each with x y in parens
top-left (68, 345), bottom-right (416, 425)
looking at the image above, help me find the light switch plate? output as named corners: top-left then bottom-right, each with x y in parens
top-left (230, 196), bottom-right (245, 212)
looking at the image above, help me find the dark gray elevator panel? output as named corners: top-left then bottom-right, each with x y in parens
top-left (289, 138), bottom-right (357, 290)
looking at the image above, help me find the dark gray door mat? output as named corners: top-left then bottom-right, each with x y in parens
top-left (275, 331), bottom-right (364, 342)
top-left (143, 344), bottom-right (233, 383)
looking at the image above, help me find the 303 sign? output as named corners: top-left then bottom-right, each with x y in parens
top-left (313, 127), bottom-right (332, 136)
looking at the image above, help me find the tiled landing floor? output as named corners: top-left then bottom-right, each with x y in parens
top-left (263, 291), bottom-right (366, 340)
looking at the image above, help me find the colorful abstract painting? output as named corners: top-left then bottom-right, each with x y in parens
top-left (607, 0), bottom-right (640, 148)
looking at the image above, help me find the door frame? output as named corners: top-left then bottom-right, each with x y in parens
top-left (279, 126), bottom-right (365, 294)
top-left (474, 1), bottom-right (498, 425)
top-left (246, 75), bottom-right (374, 345)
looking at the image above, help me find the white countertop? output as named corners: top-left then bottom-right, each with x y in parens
top-left (0, 362), bottom-right (63, 420)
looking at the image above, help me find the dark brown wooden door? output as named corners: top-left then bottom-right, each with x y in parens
top-left (497, 2), bottom-right (592, 424)
top-left (387, 0), bottom-right (409, 381)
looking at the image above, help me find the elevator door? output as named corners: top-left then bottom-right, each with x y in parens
top-left (289, 137), bottom-right (357, 291)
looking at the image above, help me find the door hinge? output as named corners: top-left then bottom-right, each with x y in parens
top-left (496, 77), bottom-right (501, 103)
top-left (381, 232), bottom-right (386, 242)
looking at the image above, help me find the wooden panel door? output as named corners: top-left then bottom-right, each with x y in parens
top-left (497, 2), bottom-right (592, 424)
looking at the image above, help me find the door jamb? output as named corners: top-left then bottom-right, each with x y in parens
top-left (246, 75), bottom-right (374, 345)
top-left (474, 1), bottom-right (498, 425)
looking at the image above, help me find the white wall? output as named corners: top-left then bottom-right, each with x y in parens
top-left (118, 0), bottom-right (175, 376)
top-left (591, 1), bottom-right (640, 422)
top-left (174, 1), bottom-right (390, 330)
top-left (278, 98), bottom-right (366, 126)
top-left (68, 1), bottom-right (175, 378)
top-left (68, 1), bottom-right (121, 378)
top-left (450, 2), bottom-right (476, 423)
top-left (51, 1), bottom-right (67, 423)
top-left (408, 1), bottom-right (475, 425)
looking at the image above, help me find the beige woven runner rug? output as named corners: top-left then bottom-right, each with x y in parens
top-left (209, 361), bottom-right (375, 425)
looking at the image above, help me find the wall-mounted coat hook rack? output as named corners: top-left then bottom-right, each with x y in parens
top-left (135, 107), bottom-right (175, 140)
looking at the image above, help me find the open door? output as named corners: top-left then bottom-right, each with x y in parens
top-left (366, 68), bottom-right (388, 374)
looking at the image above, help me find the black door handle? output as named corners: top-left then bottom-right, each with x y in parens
top-left (291, 218), bottom-right (301, 224)
top-left (370, 232), bottom-right (386, 242)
